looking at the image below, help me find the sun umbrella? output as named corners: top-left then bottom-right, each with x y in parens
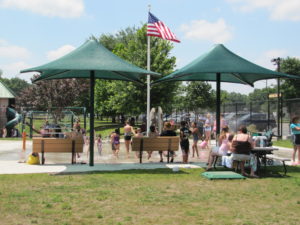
top-left (21, 39), bottom-right (159, 166)
top-left (153, 44), bottom-right (298, 135)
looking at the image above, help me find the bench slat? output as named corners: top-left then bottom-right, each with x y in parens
top-left (132, 137), bottom-right (179, 151)
top-left (33, 138), bottom-right (84, 153)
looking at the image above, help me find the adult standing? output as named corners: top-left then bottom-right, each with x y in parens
top-left (124, 120), bottom-right (135, 158)
top-left (290, 116), bottom-right (300, 165)
top-left (160, 122), bottom-right (176, 163)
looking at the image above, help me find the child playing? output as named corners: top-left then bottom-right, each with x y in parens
top-left (199, 137), bottom-right (209, 150)
top-left (180, 121), bottom-right (191, 163)
top-left (84, 136), bottom-right (90, 161)
top-left (96, 134), bottom-right (102, 158)
top-left (110, 129), bottom-right (120, 158)
top-left (290, 116), bottom-right (300, 165)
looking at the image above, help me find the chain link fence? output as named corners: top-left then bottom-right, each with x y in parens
top-left (163, 98), bottom-right (300, 137)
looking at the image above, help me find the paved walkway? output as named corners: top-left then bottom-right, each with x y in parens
top-left (0, 140), bottom-right (295, 175)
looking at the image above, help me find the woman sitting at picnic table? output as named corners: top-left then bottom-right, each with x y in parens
top-left (206, 126), bottom-right (232, 170)
top-left (230, 125), bottom-right (258, 178)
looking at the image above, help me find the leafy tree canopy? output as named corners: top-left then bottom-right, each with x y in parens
top-left (0, 77), bottom-right (30, 96)
top-left (18, 75), bottom-right (89, 112)
top-left (280, 57), bottom-right (300, 99)
top-left (93, 25), bottom-right (179, 116)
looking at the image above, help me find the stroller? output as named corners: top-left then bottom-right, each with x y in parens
top-left (264, 130), bottom-right (273, 147)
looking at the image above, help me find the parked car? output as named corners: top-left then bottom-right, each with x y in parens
top-left (227, 113), bottom-right (277, 131)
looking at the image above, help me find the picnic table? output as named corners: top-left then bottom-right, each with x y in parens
top-left (251, 147), bottom-right (279, 169)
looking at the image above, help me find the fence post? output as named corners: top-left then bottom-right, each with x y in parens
top-left (29, 113), bottom-right (33, 138)
top-left (235, 103), bottom-right (238, 132)
top-left (267, 97), bottom-right (270, 131)
top-left (250, 101), bottom-right (252, 124)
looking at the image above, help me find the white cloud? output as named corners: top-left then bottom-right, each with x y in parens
top-left (0, 61), bottom-right (35, 81)
top-left (180, 18), bottom-right (233, 43)
top-left (255, 49), bottom-right (288, 70)
top-left (46, 44), bottom-right (75, 61)
top-left (0, 0), bottom-right (84, 18)
top-left (227, 0), bottom-right (300, 21)
top-left (0, 39), bottom-right (31, 59)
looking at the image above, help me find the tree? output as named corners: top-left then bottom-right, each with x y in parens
top-left (93, 25), bottom-right (179, 117)
top-left (0, 77), bottom-right (30, 96)
top-left (280, 57), bottom-right (300, 99)
top-left (184, 81), bottom-right (214, 112)
top-left (221, 90), bottom-right (248, 104)
top-left (17, 75), bottom-right (89, 121)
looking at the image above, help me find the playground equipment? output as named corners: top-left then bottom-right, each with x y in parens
top-left (22, 107), bottom-right (86, 138)
top-left (5, 107), bottom-right (22, 137)
top-left (150, 107), bottom-right (163, 134)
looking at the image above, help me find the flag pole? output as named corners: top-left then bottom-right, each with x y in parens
top-left (146, 4), bottom-right (151, 136)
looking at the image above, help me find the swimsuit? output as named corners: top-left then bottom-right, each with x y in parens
top-left (192, 132), bottom-right (199, 142)
top-left (124, 132), bottom-right (132, 141)
top-left (113, 136), bottom-right (120, 145)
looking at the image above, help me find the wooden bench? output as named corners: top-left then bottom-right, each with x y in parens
top-left (132, 136), bottom-right (180, 163)
top-left (266, 155), bottom-right (291, 175)
top-left (32, 137), bottom-right (84, 164)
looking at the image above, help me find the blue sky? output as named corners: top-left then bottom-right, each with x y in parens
top-left (1, 0), bottom-right (300, 94)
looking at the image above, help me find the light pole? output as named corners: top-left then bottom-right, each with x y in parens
top-left (271, 57), bottom-right (282, 138)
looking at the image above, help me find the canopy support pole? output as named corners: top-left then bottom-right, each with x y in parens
top-left (216, 73), bottom-right (221, 139)
top-left (89, 70), bottom-right (95, 166)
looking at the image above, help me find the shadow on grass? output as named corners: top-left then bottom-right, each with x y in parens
top-left (94, 123), bottom-right (123, 132)
top-left (258, 165), bottom-right (300, 178)
top-left (53, 168), bottom-right (189, 175)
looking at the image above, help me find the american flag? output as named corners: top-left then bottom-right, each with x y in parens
top-left (147, 12), bottom-right (180, 43)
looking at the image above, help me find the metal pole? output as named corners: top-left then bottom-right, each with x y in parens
top-left (146, 5), bottom-right (151, 136)
top-left (216, 73), bottom-right (221, 137)
top-left (271, 57), bottom-right (282, 137)
top-left (267, 96), bottom-right (270, 131)
top-left (30, 113), bottom-right (33, 138)
top-left (89, 71), bottom-right (95, 166)
top-left (84, 107), bottom-right (87, 130)
top-left (250, 101), bottom-right (252, 124)
top-left (280, 94), bottom-right (283, 137)
top-left (277, 78), bottom-right (280, 136)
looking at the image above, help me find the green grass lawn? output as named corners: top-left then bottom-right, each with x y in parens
top-left (0, 167), bottom-right (300, 225)
top-left (273, 139), bottom-right (293, 148)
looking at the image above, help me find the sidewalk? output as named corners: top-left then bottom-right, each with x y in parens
top-left (0, 140), bottom-right (295, 175)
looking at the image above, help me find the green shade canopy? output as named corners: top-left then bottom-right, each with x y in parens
top-left (20, 39), bottom-right (159, 167)
top-left (154, 44), bottom-right (297, 86)
top-left (153, 44), bottom-right (299, 136)
top-left (21, 39), bottom-right (159, 83)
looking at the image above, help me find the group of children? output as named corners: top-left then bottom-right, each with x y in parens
top-left (85, 120), bottom-right (211, 163)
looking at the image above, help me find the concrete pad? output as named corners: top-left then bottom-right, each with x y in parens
top-left (0, 160), bottom-right (204, 175)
